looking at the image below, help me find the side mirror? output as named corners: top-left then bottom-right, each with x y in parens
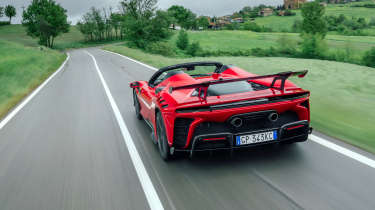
top-left (130, 82), bottom-right (140, 89)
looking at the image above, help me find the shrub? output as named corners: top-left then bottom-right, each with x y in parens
top-left (146, 42), bottom-right (175, 57)
top-left (300, 34), bottom-right (327, 59)
top-left (291, 20), bottom-right (302, 33)
top-left (363, 47), bottom-right (375, 68)
top-left (0, 21), bottom-right (10, 26)
top-left (243, 22), bottom-right (262, 32)
top-left (186, 41), bottom-right (201, 56)
top-left (277, 35), bottom-right (297, 55)
top-left (251, 47), bottom-right (277, 57)
top-left (176, 30), bottom-right (189, 50)
top-left (224, 23), bottom-right (240, 30)
top-left (284, 10), bottom-right (296, 16)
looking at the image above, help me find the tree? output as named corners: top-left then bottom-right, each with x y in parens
top-left (5, 5), bottom-right (16, 23)
top-left (301, 1), bottom-right (327, 37)
top-left (187, 41), bottom-right (201, 56)
top-left (0, 7), bottom-right (4, 18)
top-left (22, 0), bottom-right (70, 48)
top-left (120, 0), bottom-right (171, 48)
top-left (78, 7), bottom-right (104, 41)
top-left (363, 47), bottom-right (375, 68)
top-left (110, 13), bottom-right (123, 39)
top-left (197, 16), bottom-right (209, 29)
top-left (167, 5), bottom-right (196, 29)
top-left (176, 30), bottom-right (189, 50)
top-left (301, 33), bottom-right (327, 58)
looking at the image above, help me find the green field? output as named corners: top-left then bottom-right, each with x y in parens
top-left (0, 40), bottom-right (66, 119)
top-left (171, 30), bottom-right (375, 60)
top-left (104, 45), bottom-right (375, 154)
top-left (254, 1), bottom-right (375, 32)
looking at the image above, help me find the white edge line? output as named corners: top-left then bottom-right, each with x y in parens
top-left (103, 50), bottom-right (158, 71)
top-left (85, 51), bottom-right (164, 210)
top-left (103, 48), bottom-right (375, 170)
top-left (310, 135), bottom-right (375, 169)
top-left (0, 53), bottom-right (70, 130)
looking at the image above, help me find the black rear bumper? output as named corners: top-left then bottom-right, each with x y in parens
top-left (173, 120), bottom-right (311, 157)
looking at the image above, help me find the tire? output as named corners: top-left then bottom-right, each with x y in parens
top-left (133, 90), bottom-right (143, 120)
top-left (156, 112), bottom-right (173, 161)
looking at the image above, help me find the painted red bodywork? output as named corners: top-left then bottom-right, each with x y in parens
top-left (132, 66), bottom-right (310, 149)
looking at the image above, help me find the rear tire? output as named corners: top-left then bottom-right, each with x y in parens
top-left (156, 112), bottom-right (173, 161)
top-left (133, 90), bottom-right (142, 120)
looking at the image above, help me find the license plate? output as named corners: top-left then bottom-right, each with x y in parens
top-left (236, 131), bottom-right (277, 146)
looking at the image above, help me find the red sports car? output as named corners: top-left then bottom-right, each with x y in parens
top-left (130, 62), bottom-right (312, 160)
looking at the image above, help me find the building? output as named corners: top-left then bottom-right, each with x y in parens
top-left (207, 16), bottom-right (232, 30)
top-left (284, 0), bottom-right (307, 9)
top-left (258, 8), bottom-right (274, 17)
top-left (231, 18), bottom-right (244, 23)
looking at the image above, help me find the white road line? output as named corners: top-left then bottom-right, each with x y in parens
top-left (310, 135), bottom-right (375, 169)
top-left (85, 51), bottom-right (164, 210)
top-left (0, 53), bottom-right (70, 131)
top-left (103, 50), bottom-right (158, 71)
top-left (103, 49), bottom-right (375, 169)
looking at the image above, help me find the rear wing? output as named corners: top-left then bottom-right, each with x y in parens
top-left (169, 70), bottom-right (308, 99)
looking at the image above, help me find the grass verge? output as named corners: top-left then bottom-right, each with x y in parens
top-left (104, 45), bottom-right (375, 154)
top-left (0, 40), bottom-right (66, 120)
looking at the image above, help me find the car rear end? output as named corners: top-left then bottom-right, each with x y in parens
top-left (164, 87), bottom-right (311, 156)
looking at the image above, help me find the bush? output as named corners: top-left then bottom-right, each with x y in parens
top-left (277, 35), bottom-right (297, 55)
top-left (146, 42), bottom-right (175, 57)
top-left (291, 20), bottom-right (302, 33)
top-left (186, 41), bottom-right (201, 56)
top-left (243, 22), bottom-right (262, 32)
top-left (176, 30), bottom-right (189, 50)
top-left (363, 47), bottom-right (375, 68)
top-left (251, 47), bottom-right (277, 57)
top-left (284, 10), bottom-right (296, 16)
top-left (300, 34), bottom-right (327, 59)
top-left (224, 23), bottom-right (240, 30)
top-left (0, 21), bottom-right (10, 26)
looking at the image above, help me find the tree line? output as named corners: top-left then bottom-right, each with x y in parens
top-left (76, 1), bottom-right (210, 47)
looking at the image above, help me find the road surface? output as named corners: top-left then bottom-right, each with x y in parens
top-left (0, 48), bottom-right (374, 210)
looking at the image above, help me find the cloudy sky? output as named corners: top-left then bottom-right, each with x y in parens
top-left (1, 0), bottom-right (284, 24)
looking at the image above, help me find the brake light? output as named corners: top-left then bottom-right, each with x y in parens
top-left (203, 137), bottom-right (226, 141)
top-left (287, 125), bottom-right (304, 131)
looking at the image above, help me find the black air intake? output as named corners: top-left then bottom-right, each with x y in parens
top-left (173, 118), bottom-right (194, 148)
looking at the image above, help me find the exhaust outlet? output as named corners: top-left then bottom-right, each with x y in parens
top-left (268, 113), bottom-right (279, 122)
top-left (230, 117), bottom-right (243, 128)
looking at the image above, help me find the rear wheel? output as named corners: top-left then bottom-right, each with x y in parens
top-left (156, 112), bottom-right (173, 161)
top-left (133, 90), bottom-right (142, 120)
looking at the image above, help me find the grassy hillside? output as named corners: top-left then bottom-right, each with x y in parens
top-left (104, 45), bottom-right (375, 154)
top-left (0, 40), bottom-right (66, 119)
top-left (254, 1), bottom-right (375, 32)
top-left (0, 24), bottom-right (118, 50)
top-left (171, 30), bottom-right (375, 60)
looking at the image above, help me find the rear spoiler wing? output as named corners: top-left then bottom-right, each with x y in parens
top-left (169, 70), bottom-right (308, 99)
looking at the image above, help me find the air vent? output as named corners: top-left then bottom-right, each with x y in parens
top-left (173, 118), bottom-right (194, 148)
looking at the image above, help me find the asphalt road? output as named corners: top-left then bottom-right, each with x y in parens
top-left (0, 48), bottom-right (375, 210)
